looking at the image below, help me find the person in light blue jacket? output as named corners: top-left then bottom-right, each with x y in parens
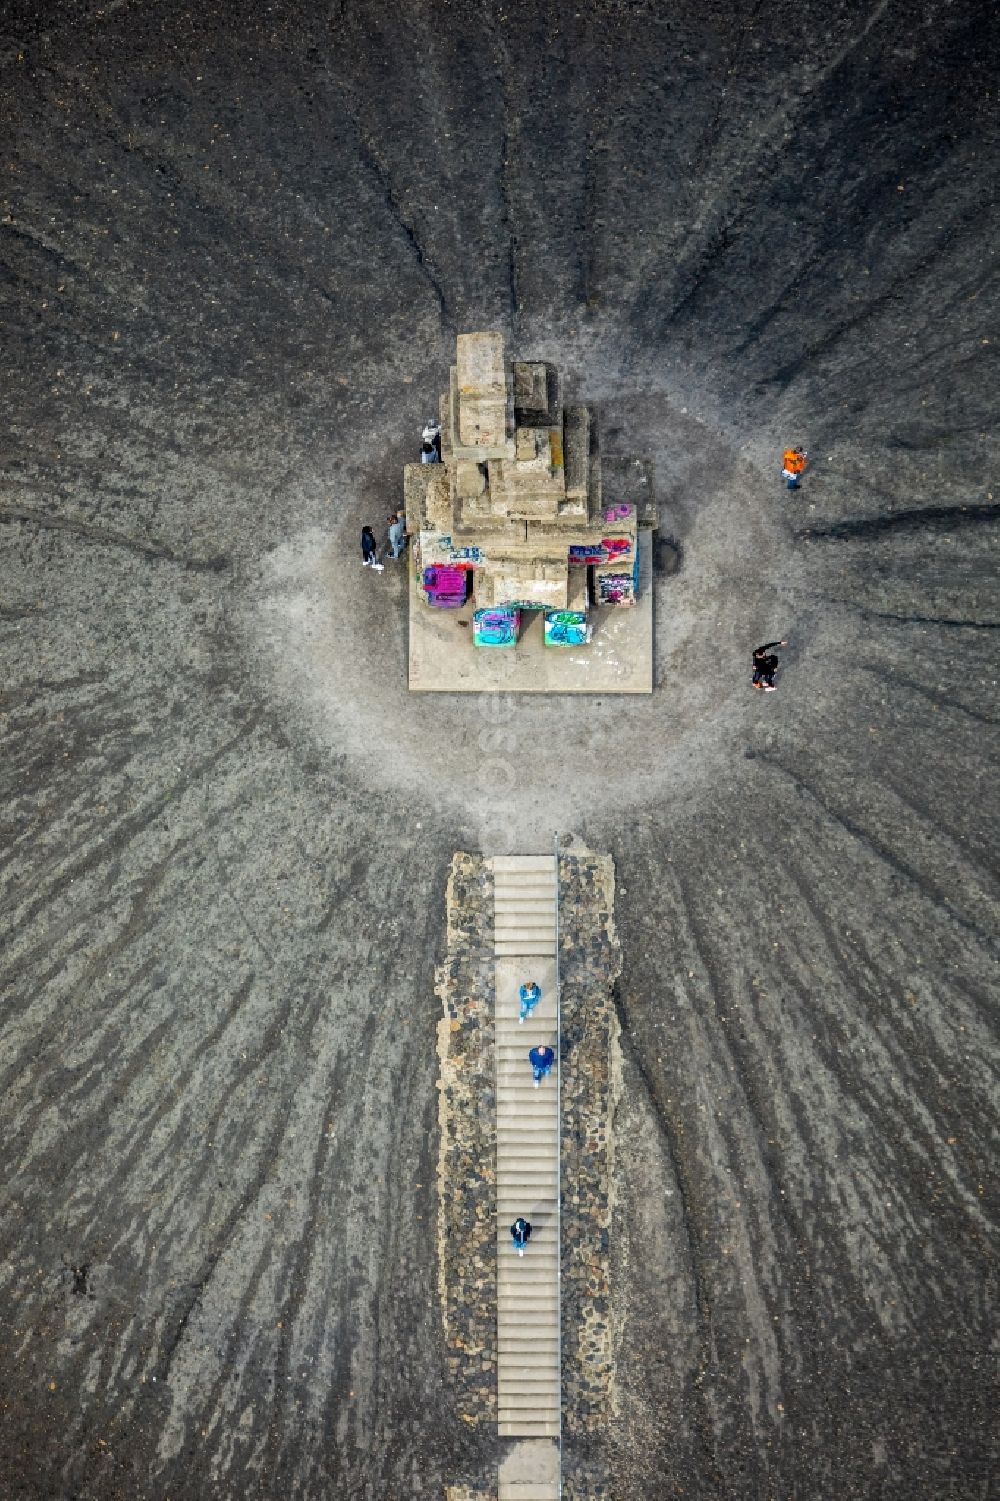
top-left (518, 981), bottom-right (541, 1024)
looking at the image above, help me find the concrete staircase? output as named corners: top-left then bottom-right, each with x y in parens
top-left (493, 854), bottom-right (560, 1499)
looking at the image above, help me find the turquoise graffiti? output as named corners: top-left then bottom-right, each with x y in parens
top-left (473, 606), bottom-right (519, 647)
top-left (544, 610), bottom-right (590, 647)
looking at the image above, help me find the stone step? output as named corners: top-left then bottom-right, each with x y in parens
top-left (497, 1088), bottom-right (560, 1104)
top-left (494, 899), bottom-right (556, 913)
top-left (496, 1044), bottom-right (557, 1056)
top-left (492, 855), bottom-right (556, 872)
top-left (495, 1354), bottom-right (561, 1374)
top-left (496, 1093), bottom-right (558, 1106)
top-left (492, 883), bottom-right (557, 895)
top-left (498, 1397), bottom-right (560, 1415)
top-left (497, 1483), bottom-right (561, 1501)
top-left (494, 919), bottom-right (556, 931)
top-left (498, 1337), bottom-right (559, 1353)
top-left (499, 1420), bottom-right (560, 1438)
top-left (497, 1060), bottom-right (560, 1071)
top-left (497, 1392), bottom-right (560, 1408)
top-left (498, 1309), bottom-right (559, 1323)
top-left (497, 1117), bottom-right (559, 1131)
top-left (498, 1372), bottom-right (561, 1388)
top-left (497, 1391), bottom-right (560, 1410)
top-left (494, 923), bottom-right (557, 936)
top-left (497, 1417), bottom-right (560, 1435)
top-left (498, 1329), bottom-right (560, 1343)
top-left (494, 897), bottom-right (556, 907)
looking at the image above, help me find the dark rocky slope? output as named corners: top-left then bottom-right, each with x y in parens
top-left (1, 2), bottom-right (996, 1497)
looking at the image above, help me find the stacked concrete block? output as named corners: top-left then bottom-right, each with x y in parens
top-left (405, 331), bottom-right (647, 620)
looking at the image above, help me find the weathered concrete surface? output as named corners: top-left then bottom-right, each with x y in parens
top-left (408, 543), bottom-right (654, 694)
top-left (1, 1), bottom-right (997, 1498)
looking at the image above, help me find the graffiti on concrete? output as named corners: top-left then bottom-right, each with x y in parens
top-left (568, 537), bottom-right (631, 565)
top-left (473, 607), bottom-right (519, 647)
top-left (545, 610), bottom-right (591, 647)
top-left (597, 571), bottom-right (633, 605)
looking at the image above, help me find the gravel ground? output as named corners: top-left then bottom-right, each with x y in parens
top-left (1, 1), bottom-right (997, 1498)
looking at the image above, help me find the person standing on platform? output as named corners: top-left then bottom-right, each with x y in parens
top-left (529, 1044), bottom-right (555, 1087)
top-left (422, 419), bottom-right (442, 461)
top-left (510, 1217), bottom-right (532, 1256)
top-left (361, 526), bottom-right (383, 571)
top-left (387, 511), bottom-right (408, 560)
top-left (782, 447), bottom-right (808, 490)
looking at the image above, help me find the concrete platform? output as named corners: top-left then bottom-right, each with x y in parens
top-left (407, 534), bottom-right (654, 694)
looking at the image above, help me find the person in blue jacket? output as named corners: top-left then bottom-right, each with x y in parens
top-left (518, 981), bottom-right (541, 1024)
top-left (529, 1045), bottom-right (555, 1087)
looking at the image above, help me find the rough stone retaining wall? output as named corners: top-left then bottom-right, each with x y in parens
top-left (558, 850), bottom-right (622, 1499)
top-left (435, 854), bottom-right (498, 1433)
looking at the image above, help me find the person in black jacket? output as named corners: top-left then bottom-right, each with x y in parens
top-left (361, 526), bottom-right (383, 572)
top-left (510, 1217), bottom-right (532, 1256)
top-left (752, 639), bottom-right (788, 691)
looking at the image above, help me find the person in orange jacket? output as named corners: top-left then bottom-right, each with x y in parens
top-left (782, 447), bottom-right (808, 490)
